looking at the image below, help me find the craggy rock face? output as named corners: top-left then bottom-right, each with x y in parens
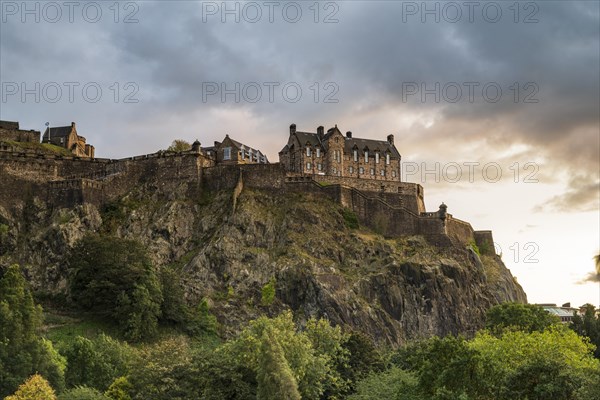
top-left (0, 180), bottom-right (526, 345)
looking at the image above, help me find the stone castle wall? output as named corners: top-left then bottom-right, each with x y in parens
top-left (0, 123), bottom-right (40, 144)
top-left (0, 149), bottom-right (489, 248)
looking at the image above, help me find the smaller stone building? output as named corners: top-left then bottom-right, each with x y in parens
top-left (42, 122), bottom-right (95, 158)
top-left (279, 124), bottom-right (401, 181)
top-left (204, 134), bottom-right (268, 165)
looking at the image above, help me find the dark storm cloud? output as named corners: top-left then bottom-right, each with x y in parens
top-left (1, 1), bottom-right (598, 208)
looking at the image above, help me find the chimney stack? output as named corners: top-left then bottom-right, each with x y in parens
top-left (317, 126), bottom-right (324, 138)
top-left (346, 131), bottom-right (352, 138)
top-left (387, 134), bottom-right (394, 145)
top-left (290, 123), bottom-right (296, 135)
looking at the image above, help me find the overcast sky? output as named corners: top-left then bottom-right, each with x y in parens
top-left (1, 0), bottom-right (599, 307)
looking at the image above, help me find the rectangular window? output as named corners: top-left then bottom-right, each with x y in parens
top-left (306, 162), bottom-right (312, 170)
top-left (318, 163), bottom-right (322, 171)
top-left (316, 148), bottom-right (321, 158)
top-left (332, 167), bottom-right (337, 174)
top-left (392, 170), bottom-right (397, 177)
top-left (386, 153), bottom-right (391, 165)
top-left (364, 151), bottom-right (369, 163)
top-left (359, 167), bottom-right (364, 174)
top-left (224, 147), bottom-right (231, 160)
top-left (349, 166), bottom-right (354, 174)
top-left (381, 170), bottom-right (385, 177)
top-left (375, 152), bottom-right (380, 164)
top-left (353, 150), bottom-right (358, 162)
top-left (370, 168), bottom-right (375, 175)
top-left (306, 147), bottom-right (312, 157)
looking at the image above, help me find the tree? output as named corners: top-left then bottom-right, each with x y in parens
top-left (127, 336), bottom-right (194, 400)
top-left (0, 265), bottom-right (66, 397)
top-left (67, 234), bottom-right (162, 341)
top-left (256, 329), bottom-right (301, 400)
top-left (5, 374), bottom-right (56, 400)
top-left (222, 311), bottom-right (329, 400)
top-left (62, 334), bottom-right (131, 391)
top-left (166, 140), bottom-right (191, 152)
top-left (348, 367), bottom-right (423, 400)
top-left (485, 302), bottom-right (560, 335)
top-left (470, 325), bottom-right (600, 399)
top-left (58, 386), bottom-right (110, 400)
top-left (394, 336), bottom-right (484, 399)
top-left (342, 331), bottom-right (384, 392)
top-left (571, 304), bottom-right (600, 358)
top-left (104, 377), bottom-right (133, 400)
top-left (305, 317), bottom-right (351, 398)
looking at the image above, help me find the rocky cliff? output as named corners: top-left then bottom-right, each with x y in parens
top-left (0, 176), bottom-right (526, 345)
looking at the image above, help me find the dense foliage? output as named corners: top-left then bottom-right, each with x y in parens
top-left (67, 234), bottom-right (163, 341)
top-left (3, 265), bottom-right (600, 399)
top-left (0, 265), bottom-right (66, 397)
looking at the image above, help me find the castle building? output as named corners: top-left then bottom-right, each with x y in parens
top-left (279, 124), bottom-right (401, 181)
top-left (204, 134), bottom-right (268, 165)
top-left (42, 122), bottom-right (95, 158)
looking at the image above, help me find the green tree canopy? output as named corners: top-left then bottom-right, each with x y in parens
top-left (5, 374), bottom-right (56, 400)
top-left (62, 334), bottom-right (131, 391)
top-left (0, 265), bottom-right (66, 397)
top-left (485, 302), bottom-right (560, 335)
top-left (58, 386), bottom-right (110, 400)
top-left (67, 234), bottom-right (162, 341)
top-left (571, 304), bottom-right (600, 358)
top-left (256, 328), bottom-right (301, 400)
top-left (166, 140), bottom-right (191, 152)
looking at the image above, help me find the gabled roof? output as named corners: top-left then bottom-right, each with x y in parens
top-left (42, 126), bottom-right (73, 139)
top-left (223, 135), bottom-right (269, 162)
top-left (345, 137), bottom-right (400, 158)
top-left (286, 127), bottom-right (401, 159)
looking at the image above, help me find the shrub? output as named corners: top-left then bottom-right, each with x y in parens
top-left (261, 277), bottom-right (276, 306)
top-left (341, 209), bottom-right (359, 229)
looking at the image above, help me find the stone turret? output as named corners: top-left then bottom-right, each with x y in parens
top-left (192, 139), bottom-right (201, 152)
top-left (290, 123), bottom-right (296, 135)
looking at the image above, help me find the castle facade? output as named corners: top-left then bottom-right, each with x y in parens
top-left (279, 124), bottom-right (401, 181)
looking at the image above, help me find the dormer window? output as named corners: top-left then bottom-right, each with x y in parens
top-left (364, 150), bottom-right (369, 163)
top-left (386, 153), bottom-right (391, 165)
top-left (316, 148), bottom-right (321, 158)
top-left (375, 152), bottom-right (380, 164)
top-left (306, 146), bottom-right (312, 157)
top-left (224, 147), bottom-right (231, 160)
top-left (353, 148), bottom-right (358, 162)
